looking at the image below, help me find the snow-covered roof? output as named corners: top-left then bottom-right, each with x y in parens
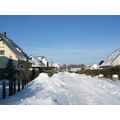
top-left (0, 33), bottom-right (28, 61)
top-left (29, 56), bottom-right (45, 67)
top-left (101, 48), bottom-right (120, 67)
top-left (36, 56), bottom-right (48, 62)
top-left (91, 64), bottom-right (99, 67)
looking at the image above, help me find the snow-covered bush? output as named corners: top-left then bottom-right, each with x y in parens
top-left (98, 74), bottom-right (104, 78)
top-left (112, 74), bottom-right (119, 81)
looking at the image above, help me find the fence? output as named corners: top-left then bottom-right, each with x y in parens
top-left (0, 79), bottom-right (30, 99)
top-left (0, 69), bottom-right (40, 100)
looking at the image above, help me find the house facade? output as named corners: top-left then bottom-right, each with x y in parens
top-left (0, 32), bottom-right (28, 70)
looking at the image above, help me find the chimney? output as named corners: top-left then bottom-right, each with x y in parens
top-left (2, 32), bottom-right (7, 37)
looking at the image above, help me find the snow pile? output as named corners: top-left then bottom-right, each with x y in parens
top-left (112, 74), bottom-right (119, 80)
top-left (1, 72), bottom-right (120, 105)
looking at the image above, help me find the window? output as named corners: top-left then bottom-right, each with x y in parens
top-left (0, 50), bottom-right (5, 55)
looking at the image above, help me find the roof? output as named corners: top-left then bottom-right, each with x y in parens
top-left (0, 33), bottom-right (28, 61)
top-left (29, 56), bottom-right (45, 67)
top-left (34, 56), bottom-right (45, 67)
top-left (101, 48), bottom-right (120, 67)
top-left (36, 56), bottom-right (48, 62)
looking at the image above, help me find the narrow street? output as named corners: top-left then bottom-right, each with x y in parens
top-left (1, 72), bottom-right (120, 105)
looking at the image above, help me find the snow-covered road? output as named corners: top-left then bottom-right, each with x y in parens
top-left (1, 72), bottom-right (120, 105)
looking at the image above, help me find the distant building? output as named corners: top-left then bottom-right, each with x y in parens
top-left (29, 56), bottom-right (49, 71)
top-left (0, 32), bottom-right (28, 70)
top-left (36, 56), bottom-right (49, 67)
top-left (84, 64), bottom-right (99, 70)
top-left (69, 68), bottom-right (82, 72)
top-left (49, 62), bottom-right (60, 71)
top-left (29, 56), bottom-right (60, 72)
top-left (100, 48), bottom-right (120, 68)
top-left (90, 64), bottom-right (99, 70)
top-left (29, 56), bottom-right (45, 70)
top-left (84, 64), bottom-right (91, 70)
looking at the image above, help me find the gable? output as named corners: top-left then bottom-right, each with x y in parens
top-left (29, 56), bottom-right (45, 68)
top-left (0, 38), bottom-right (18, 60)
top-left (0, 33), bottom-right (28, 61)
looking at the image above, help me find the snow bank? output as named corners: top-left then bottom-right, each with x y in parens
top-left (1, 72), bottom-right (120, 105)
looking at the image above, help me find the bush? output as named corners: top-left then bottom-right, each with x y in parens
top-left (30, 69), bottom-right (39, 80)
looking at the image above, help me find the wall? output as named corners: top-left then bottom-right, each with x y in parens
top-left (0, 40), bottom-right (18, 69)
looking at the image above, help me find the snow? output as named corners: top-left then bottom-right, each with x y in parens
top-left (1, 72), bottom-right (120, 105)
top-left (16, 47), bottom-right (22, 53)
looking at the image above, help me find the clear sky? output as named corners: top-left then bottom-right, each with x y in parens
top-left (0, 15), bottom-right (120, 65)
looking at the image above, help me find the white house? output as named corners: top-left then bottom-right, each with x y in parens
top-left (0, 32), bottom-right (28, 70)
top-left (29, 56), bottom-right (45, 68)
top-left (90, 64), bottom-right (99, 70)
top-left (100, 48), bottom-right (120, 68)
top-left (36, 56), bottom-right (49, 67)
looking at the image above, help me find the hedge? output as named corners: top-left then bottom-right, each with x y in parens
top-left (78, 65), bottom-right (120, 79)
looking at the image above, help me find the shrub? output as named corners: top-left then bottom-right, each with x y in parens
top-left (30, 69), bottom-right (39, 80)
top-left (4, 58), bottom-right (16, 96)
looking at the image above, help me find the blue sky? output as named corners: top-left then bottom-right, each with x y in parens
top-left (0, 15), bottom-right (120, 65)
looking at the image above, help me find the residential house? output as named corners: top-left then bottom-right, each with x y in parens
top-left (29, 56), bottom-right (46, 71)
top-left (84, 64), bottom-right (99, 70)
top-left (0, 32), bottom-right (28, 70)
top-left (36, 56), bottom-right (49, 67)
top-left (90, 64), bottom-right (99, 70)
top-left (100, 48), bottom-right (120, 69)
